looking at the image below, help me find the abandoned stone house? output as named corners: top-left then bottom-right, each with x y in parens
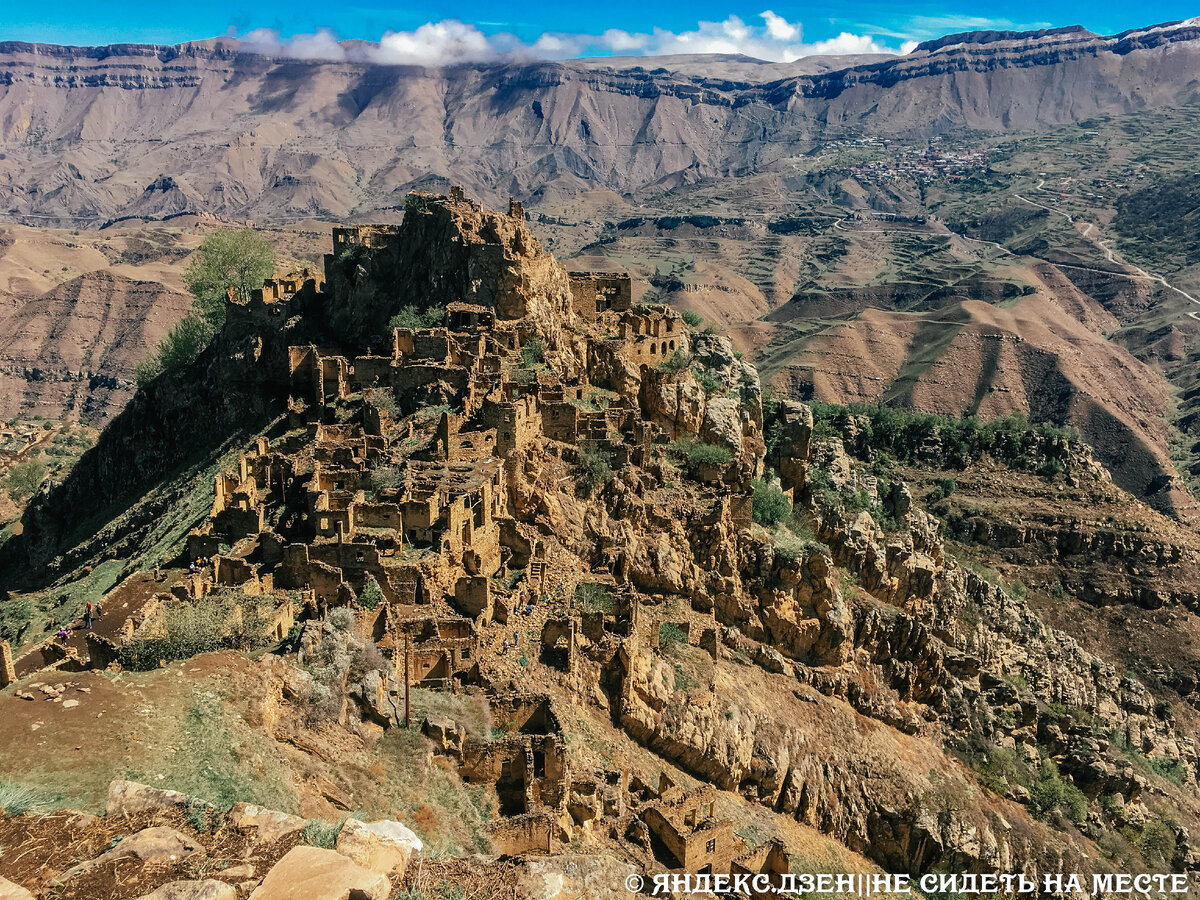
top-left (388, 615), bottom-right (478, 687)
top-left (568, 271), bottom-right (633, 322)
top-left (640, 784), bottom-right (737, 875)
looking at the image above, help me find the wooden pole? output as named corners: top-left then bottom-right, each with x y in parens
top-left (403, 630), bottom-right (411, 729)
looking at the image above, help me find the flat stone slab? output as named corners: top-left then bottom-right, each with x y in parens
top-left (248, 846), bottom-right (390, 900)
top-left (136, 880), bottom-right (237, 900)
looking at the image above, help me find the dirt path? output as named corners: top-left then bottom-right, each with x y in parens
top-left (14, 571), bottom-right (177, 677)
top-left (1024, 180), bottom-right (1200, 314)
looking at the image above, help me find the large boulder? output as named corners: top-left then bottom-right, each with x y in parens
top-left (136, 880), bottom-right (237, 900)
top-left (335, 818), bottom-right (423, 880)
top-left (106, 780), bottom-right (191, 818)
top-left (248, 846), bottom-right (390, 900)
top-left (227, 802), bottom-right (307, 844)
top-left (0, 876), bottom-right (35, 900)
top-left (701, 396), bottom-right (744, 452)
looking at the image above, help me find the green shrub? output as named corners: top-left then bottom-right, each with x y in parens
top-left (926, 477), bottom-right (957, 503)
top-left (658, 349), bottom-right (690, 372)
top-left (358, 576), bottom-right (384, 610)
top-left (576, 443), bottom-right (611, 497)
top-left (363, 387), bottom-right (400, 419)
top-left (1139, 818), bottom-right (1178, 864)
top-left (520, 338), bottom-right (545, 367)
top-left (752, 479), bottom-right (791, 527)
top-left (118, 590), bottom-right (275, 670)
top-left (773, 544), bottom-right (800, 568)
top-left (4, 458), bottom-right (47, 500)
top-left (669, 439), bottom-right (732, 470)
top-left (370, 465), bottom-right (403, 493)
top-left (692, 368), bottom-right (721, 396)
top-left (388, 305), bottom-right (444, 330)
top-left (673, 663), bottom-right (695, 692)
top-left (1029, 757), bottom-right (1088, 826)
top-left (659, 622), bottom-right (687, 651)
top-left (680, 310), bottom-right (703, 327)
top-left (573, 583), bottom-right (614, 614)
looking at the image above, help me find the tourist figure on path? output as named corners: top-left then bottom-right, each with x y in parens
top-left (85, 602), bottom-right (93, 630)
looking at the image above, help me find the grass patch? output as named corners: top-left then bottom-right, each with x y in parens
top-left (0, 778), bottom-right (65, 816)
top-left (127, 690), bottom-right (298, 815)
top-left (118, 589), bottom-right (277, 670)
top-left (368, 727), bottom-right (493, 856)
top-left (659, 622), bottom-right (687, 652)
top-left (304, 818), bottom-right (346, 849)
top-left (409, 689), bottom-right (492, 740)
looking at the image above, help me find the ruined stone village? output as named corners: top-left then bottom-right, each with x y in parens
top-left (4, 188), bottom-right (1199, 899)
top-left (1, 188), bottom-right (791, 888)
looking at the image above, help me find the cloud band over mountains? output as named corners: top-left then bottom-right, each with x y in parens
top-left (238, 11), bottom-right (919, 66)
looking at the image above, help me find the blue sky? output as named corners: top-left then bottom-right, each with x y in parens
top-left (2, 1), bottom-right (1197, 60)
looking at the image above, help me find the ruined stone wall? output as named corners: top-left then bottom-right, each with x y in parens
top-left (488, 813), bottom-right (556, 855)
top-left (568, 272), bottom-right (633, 323)
top-left (0, 639), bottom-right (14, 687)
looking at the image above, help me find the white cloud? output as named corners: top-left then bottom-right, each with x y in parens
top-left (236, 11), bottom-right (911, 67)
top-left (374, 20), bottom-right (498, 65)
top-left (762, 11), bottom-right (799, 41)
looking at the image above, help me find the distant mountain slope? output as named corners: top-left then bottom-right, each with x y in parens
top-left (0, 270), bottom-right (192, 423)
top-left (0, 20), bottom-right (1198, 222)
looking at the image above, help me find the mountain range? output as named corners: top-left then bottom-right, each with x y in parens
top-left (0, 20), bottom-right (1198, 222)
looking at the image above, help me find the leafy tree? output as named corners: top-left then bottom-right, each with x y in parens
top-left (138, 229), bottom-right (275, 384)
top-left (4, 458), bottom-right (47, 500)
top-left (136, 316), bottom-right (211, 384)
top-left (680, 310), bottom-right (703, 327)
top-left (520, 338), bottom-right (545, 367)
top-left (183, 228), bottom-right (277, 329)
top-left (658, 349), bottom-right (690, 372)
top-left (576, 443), bottom-right (611, 497)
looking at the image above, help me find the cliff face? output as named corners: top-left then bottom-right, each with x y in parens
top-left (0, 22), bottom-right (1198, 221)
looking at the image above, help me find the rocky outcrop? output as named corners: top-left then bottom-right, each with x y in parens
top-left (0, 877), bottom-right (34, 900)
top-left (335, 819), bottom-right (423, 881)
